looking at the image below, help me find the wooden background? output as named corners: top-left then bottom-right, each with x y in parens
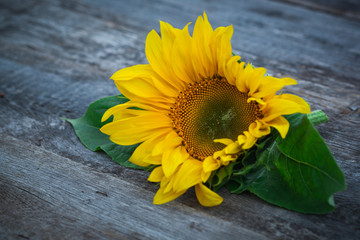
top-left (1, 0), bottom-right (359, 239)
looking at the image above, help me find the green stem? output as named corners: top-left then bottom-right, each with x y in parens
top-left (307, 110), bottom-right (328, 126)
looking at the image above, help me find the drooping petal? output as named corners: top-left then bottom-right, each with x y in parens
top-left (220, 154), bottom-right (237, 163)
top-left (201, 171), bottom-right (211, 182)
top-left (148, 167), bottom-right (164, 182)
top-left (213, 150), bottom-right (225, 160)
top-left (224, 141), bottom-right (242, 154)
top-left (278, 93), bottom-right (311, 112)
top-left (143, 154), bottom-right (162, 165)
top-left (162, 146), bottom-right (189, 177)
top-left (173, 159), bottom-right (203, 192)
top-left (267, 115), bottom-right (290, 139)
top-left (238, 131), bottom-right (257, 150)
top-left (195, 183), bottom-right (223, 207)
top-left (101, 102), bottom-right (137, 122)
top-left (262, 94), bottom-right (311, 122)
top-left (129, 132), bottom-right (168, 167)
top-left (163, 176), bottom-right (176, 194)
top-left (153, 186), bottom-right (186, 205)
top-left (247, 97), bottom-right (267, 109)
top-left (203, 156), bottom-right (220, 173)
top-left (248, 120), bottom-right (271, 138)
top-left (152, 131), bottom-right (179, 157)
top-left (213, 138), bottom-right (234, 145)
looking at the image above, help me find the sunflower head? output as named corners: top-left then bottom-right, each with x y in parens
top-left (100, 13), bottom-right (310, 207)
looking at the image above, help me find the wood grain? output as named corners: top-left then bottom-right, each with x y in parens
top-left (275, 0), bottom-right (360, 21)
top-left (0, 0), bottom-right (359, 239)
top-left (0, 134), bottom-right (266, 240)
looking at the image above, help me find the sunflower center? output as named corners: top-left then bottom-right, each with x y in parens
top-left (169, 77), bottom-right (262, 160)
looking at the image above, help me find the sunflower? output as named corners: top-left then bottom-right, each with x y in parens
top-left (100, 13), bottom-right (310, 207)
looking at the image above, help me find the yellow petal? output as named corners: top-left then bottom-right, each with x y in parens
top-left (195, 183), bottom-right (223, 207)
top-left (160, 176), bottom-right (169, 189)
top-left (239, 131), bottom-right (257, 150)
top-left (129, 132), bottom-right (167, 167)
top-left (145, 30), bottom-right (167, 79)
top-left (203, 156), bottom-right (220, 173)
top-left (213, 150), bottom-right (225, 160)
top-left (101, 112), bottom-right (171, 135)
top-left (159, 21), bottom-right (181, 64)
top-left (143, 154), bottom-right (162, 165)
top-left (220, 154), bottom-right (237, 162)
top-left (102, 101), bottom-right (168, 122)
top-left (278, 94), bottom-right (311, 113)
top-left (112, 64), bottom-right (178, 97)
top-left (267, 116), bottom-right (290, 139)
top-left (236, 62), bottom-right (252, 93)
top-left (214, 25), bottom-right (233, 76)
top-left (152, 131), bottom-right (179, 156)
top-left (101, 103), bottom-right (135, 122)
top-left (173, 159), bottom-right (203, 192)
top-left (224, 141), bottom-right (242, 154)
top-left (148, 167), bottom-right (164, 182)
top-left (234, 61), bottom-right (247, 92)
top-left (201, 171), bottom-right (211, 182)
top-left (162, 146), bottom-right (189, 177)
top-left (248, 120), bottom-right (271, 138)
top-left (192, 13), bottom-right (214, 77)
top-left (213, 138), bottom-right (234, 145)
top-left (114, 77), bottom-right (170, 103)
top-left (248, 67), bottom-right (267, 96)
top-left (111, 64), bottom-right (179, 103)
top-left (100, 112), bottom-right (172, 145)
top-left (145, 30), bottom-right (185, 90)
top-left (247, 97), bottom-right (267, 108)
top-left (163, 176), bottom-right (175, 194)
top-left (262, 94), bottom-right (311, 122)
top-left (224, 55), bottom-right (241, 85)
top-left (252, 77), bottom-right (297, 98)
top-left (171, 23), bottom-right (198, 84)
top-left (111, 64), bottom-right (151, 80)
top-left (153, 186), bottom-right (186, 205)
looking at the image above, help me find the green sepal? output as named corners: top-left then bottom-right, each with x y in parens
top-left (227, 113), bottom-right (346, 214)
top-left (208, 161), bottom-right (237, 191)
top-left (64, 95), bottom-right (147, 170)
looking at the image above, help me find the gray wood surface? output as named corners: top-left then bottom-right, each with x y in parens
top-left (0, 0), bottom-right (359, 239)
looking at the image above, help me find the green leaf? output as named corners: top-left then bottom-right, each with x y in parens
top-left (65, 95), bottom-right (145, 170)
top-left (228, 113), bottom-right (346, 214)
top-left (208, 162), bottom-right (237, 191)
top-left (227, 164), bottom-right (265, 194)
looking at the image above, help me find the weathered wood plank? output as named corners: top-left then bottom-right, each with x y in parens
top-left (0, 134), bottom-right (266, 240)
top-left (0, 0), bottom-right (359, 239)
top-left (274, 0), bottom-right (360, 21)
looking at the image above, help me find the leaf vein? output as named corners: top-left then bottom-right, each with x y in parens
top-left (277, 146), bottom-right (343, 187)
